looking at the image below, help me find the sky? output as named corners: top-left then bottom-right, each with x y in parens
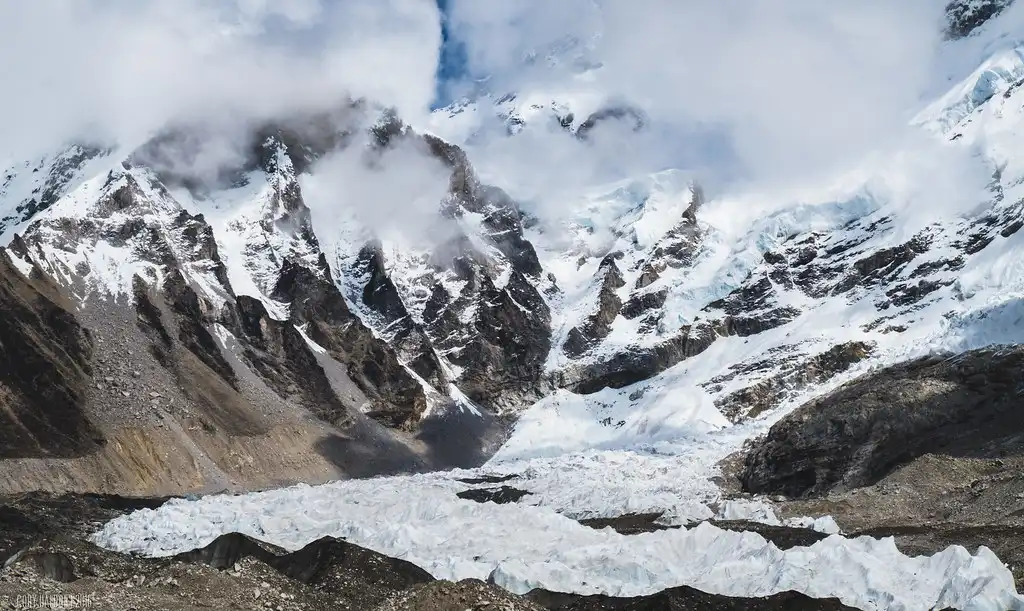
top-left (0, 0), bottom-right (1004, 216)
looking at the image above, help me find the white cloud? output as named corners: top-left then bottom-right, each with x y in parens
top-left (0, 0), bottom-right (442, 160)
top-left (302, 131), bottom-right (457, 250)
top-left (442, 0), bottom-right (982, 205)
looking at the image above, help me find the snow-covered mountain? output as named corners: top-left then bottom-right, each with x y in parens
top-left (6, 2), bottom-right (1024, 608)
top-left (1, 0), bottom-right (1023, 488)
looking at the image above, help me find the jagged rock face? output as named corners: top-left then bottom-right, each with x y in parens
top-left (461, 271), bottom-right (551, 409)
top-left (548, 181), bottom-right (726, 396)
top-left (341, 130), bottom-right (554, 412)
top-left (0, 113), bottom-right (530, 494)
top-left (564, 256), bottom-right (625, 357)
top-left (705, 276), bottom-right (800, 338)
top-left (741, 347), bottom-right (1024, 498)
top-left (945, 0), bottom-right (1013, 39)
top-left (563, 323), bottom-right (718, 394)
top-left (351, 241), bottom-right (448, 390)
top-left (273, 257), bottom-right (429, 429)
top-left (708, 342), bottom-right (875, 423)
top-left (719, 194), bottom-right (1023, 342)
top-left (0, 250), bottom-right (101, 458)
top-left (0, 144), bottom-right (111, 238)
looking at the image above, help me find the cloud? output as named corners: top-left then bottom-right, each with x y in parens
top-left (301, 131), bottom-right (456, 251)
top-left (0, 0), bottom-right (442, 160)
top-left (441, 0), bottom-right (977, 205)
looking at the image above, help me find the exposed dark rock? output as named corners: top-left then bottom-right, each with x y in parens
top-left (528, 586), bottom-right (855, 610)
top-left (352, 241), bottom-right (447, 388)
top-left (413, 133), bottom-right (551, 410)
top-left (162, 268), bottom-right (239, 389)
top-left (1, 529), bottom-right (431, 611)
top-left (742, 347), bottom-right (1024, 498)
top-left (576, 513), bottom-right (831, 550)
top-left (945, 0), bottom-right (1013, 39)
top-left (0, 493), bottom-right (166, 565)
top-left (704, 274), bottom-right (802, 338)
top-left (423, 133), bottom-right (477, 204)
top-left (132, 275), bottom-right (268, 437)
top-left (621, 289), bottom-right (668, 320)
top-left (456, 474), bottom-right (519, 485)
top-left (231, 294), bottom-right (353, 427)
top-left (564, 258), bottom-right (625, 357)
top-left (832, 234), bottom-right (932, 295)
top-left (473, 185), bottom-right (544, 277)
top-left (0, 250), bottom-right (102, 458)
top-left (576, 106), bottom-right (647, 140)
top-left (649, 201), bottom-right (704, 270)
top-left (566, 324), bottom-right (718, 394)
top-left (355, 240), bottom-right (410, 322)
top-left (634, 261), bottom-right (663, 290)
top-left (178, 532), bottom-right (433, 606)
top-left (273, 257), bottom-right (428, 429)
top-left (457, 486), bottom-right (532, 504)
top-left (709, 521), bottom-right (831, 550)
top-left (452, 270), bottom-right (552, 411)
top-left (715, 342), bottom-right (875, 422)
top-left (716, 307), bottom-right (802, 338)
top-left (578, 513), bottom-right (674, 535)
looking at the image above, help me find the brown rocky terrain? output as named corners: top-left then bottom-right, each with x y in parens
top-left (736, 347), bottom-right (1024, 587)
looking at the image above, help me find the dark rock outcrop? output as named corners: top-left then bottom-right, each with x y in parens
top-left (273, 257), bottom-right (428, 429)
top-left (945, 0), bottom-right (1013, 39)
top-left (576, 106), bottom-right (647, 140)
top-left (178, 532), bottom-right (433, 606)
top-left (0, 250), bottom-right (102, 458)
top-left (387, 133), bottom-right (552, 411)
top-left (742, 347), bottom-right (1024, 498)
top-left (456, 486), bottom-right (531, 504)
top-left (714, 342), bottom-right (875, 422)
top-left (620, 289), bottom-right (668, 320)
top-left (352, 241), bottom-right (448, 389)
top-left (564, 257), bottom-right (626, 357)
top-left (565, 323), bottom-right (718, 394)
top-left (578, 512), bottom-right (674, 535)
top-left (528, 586), bottom-right (855, 610)
top-left (706, 276), bottom-right (800, 338)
